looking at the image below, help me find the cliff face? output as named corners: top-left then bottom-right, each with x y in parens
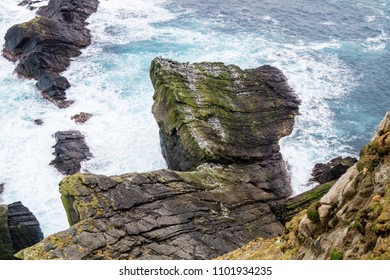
top-left (218, 111), bottom-right (390, 260)
top-left (16, 58), bottom-right (300, 260)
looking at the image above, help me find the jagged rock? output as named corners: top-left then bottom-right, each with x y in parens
top-left (218, 111), bottom-right (390, 260)
top-left (309, 156), bottom-right (357, 185)
top-left (71, 112), bottom-right (93, 124)
top-left (151, 58), bottom-right (300, 171)
top-left (18, 0), bottom-right (46, 10)
top-left (16, 58), bottom-right (300, 260)
top-left (34, 119), bottom-right (43, 125)
top-left (2, 0), bottom-right (99, 108)
top-left (50, 130), bottom-right (92, 175)
top-left (0, 202), bottom-right (43, 260)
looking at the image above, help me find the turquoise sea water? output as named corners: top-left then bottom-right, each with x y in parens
top-left (0, 0), bottom-right (389, 235)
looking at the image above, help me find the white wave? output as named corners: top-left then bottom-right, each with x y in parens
top-left (364, 29), bottom-right (389, 52)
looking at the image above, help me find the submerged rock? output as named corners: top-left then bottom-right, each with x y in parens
top-left (33, 119), bottom-right (43, 125)
top-left (17, 58), bottom-right (300, 260)
top-left (0, 201), bottom-right (43, 260)
top-left (71, 112), bottom-right (93, 124)
top-left (2, 0), bottom-right (99, 108)
top-left (218, 111), bottom-right (390, 260)
top-left (50, 130), bottom-right (92, 175)
top-left (309, 156), bottom-right (357, 185)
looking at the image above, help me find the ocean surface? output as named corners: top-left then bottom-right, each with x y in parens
top-left (0, 0), bottom-right (389, 236)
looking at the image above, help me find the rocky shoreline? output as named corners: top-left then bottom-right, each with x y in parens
top-left (2, 0), bottom-right (99, 108)
top-left (1, 0), bottom-right (388, 261)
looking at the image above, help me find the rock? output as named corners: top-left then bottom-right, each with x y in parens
top-left (151, 58), bottom-right (300, 171)
top-left (309, 156), bottom-right (357, 185)
top-left (71, 112), bottom-right (93, 124)
top-left (34, 119), bottom-right (43, 125)
top-left (0, 201), bottom-right (44, 260)
top-left (0, 183), bottom-right (4, 194)
top-left (217, 111), bottom-right (390, 260)
top-left (2, 0), bottom-right (99, 108)
top-left (18, 0), bottom-right (46, 10)
top-left (16, 58), bottom-right (300, 260)
top-left (50, 130), bottom-right (92, 175)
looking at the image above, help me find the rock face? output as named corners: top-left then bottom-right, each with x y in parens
top-left (309, 156), bottom-right (357, 185)
top-left (50, 130), bottom-right (92, 175)
top-left (151, 58), bottom-right (300, 171)
top-left (218, 111), bottom-right (390, 260)
top-left (16, 58), bottom-right (300, 260)
top-left (2, 0), bottom-right (99, 108)
top-left (0, 202), bottom-right (44, 260)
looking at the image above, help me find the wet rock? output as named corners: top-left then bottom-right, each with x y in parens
top-left (71, 112), bottom-right (93, 124)
top-left (50, 130), bottom-right (92, 175)
top-left (3, 0), bottom-right (99, 108)
top-left (0, 183), bottom-right (4, 194)
top-left (0, 201), bottom-right (43, 260)
top-left (309, 156), bottom-right (358, 185)
top-left (34, 119), bottom-right (43, 125)
top-left (18, 0), bottom-right (46, 10)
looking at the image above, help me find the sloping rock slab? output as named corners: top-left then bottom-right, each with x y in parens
top-left (50, 130), bottom-right (92, 175)
top-left (151, 58), bottom-right (300, 171)
top-left (2, 0), bottom-right (99, 108)
top-left (1, 202), bottom-right (43, 259)
top-left (17, 164), bottom-right (289, 260)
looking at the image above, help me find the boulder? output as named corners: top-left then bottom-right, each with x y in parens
top-left (2, 0), bottom-right (99, 108)
top-left (50, 130), bottom-right (92, 175)
top-left (16, 58), bottom-right (300, 260)
top-left (309, 156), bottom-right (357, 185)
top-left (71, 112), bottom-right (93, 124)
top-left (0, 202), bottom-right (44, 260)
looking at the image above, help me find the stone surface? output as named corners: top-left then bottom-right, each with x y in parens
top-left (50, 130), bottom-right (92, 175)
top-left (151, 58), bottom-right (300, 171)
top-left (71, 112), bottom-right (93, 124)
top-left (0, 183), bottom-right (4, 194)
top-left (16, 58), bottom-right (300, 260)
top-left (308, 156), bottom-right (357, 185)
top-left (218, 111), bottom-right (390, 260)
top-left (2, 0), bottom-right (99, 108)
top-left (34, 119), bottom-right (43, 125)
top-left (0, 202), bottom-right (44, 260)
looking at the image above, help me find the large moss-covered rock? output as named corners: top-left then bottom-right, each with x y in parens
top-left (218, 111), bottom-right (390, 260)
top-left (16, 58), bottom-right (301, 260)
top-left (151, 58), bottom-right (300, 171)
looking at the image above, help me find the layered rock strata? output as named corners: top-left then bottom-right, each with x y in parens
top-left (2, 0), bottom-right (99, 108)
top-left (16, 58), bottom-right (301, 260)
top-left (0, 202), bottom-right (44, 259)
top-left (50, 130), bottom-right (92, 175)
top-left (218, 111), bottom-right (390, 260)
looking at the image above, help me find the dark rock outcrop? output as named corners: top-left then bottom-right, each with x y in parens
top-left (309, 156), bottom-right (357, 185)
top-left (50, 130), bottom-right (92, 175)
top-left (0, 183), bottom-right (4, 194)
top-left (71, 112), bottom-right (93, 124)
top-left (34, 119), bottom-right (43, 125)
top-left (17, 58), bottom-right (300, 260)
top-left (0, 201), bottom-right (43, 260)
top-left (18, 0), bottom-right (46, 10)
top-left (2, 0), bottom-right (99, 108)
